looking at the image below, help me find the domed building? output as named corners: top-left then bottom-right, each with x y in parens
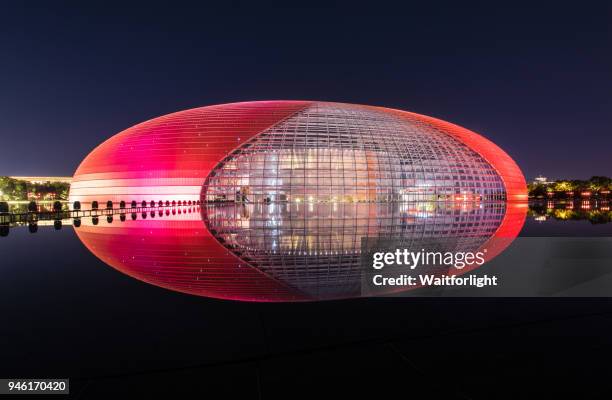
top-left (69, 101), bottom-right (527, 301)
top-left (69, 101), bottom-right (526, 205)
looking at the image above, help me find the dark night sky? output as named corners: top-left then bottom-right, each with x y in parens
top-left (0, 1), bottom-right (610, 180)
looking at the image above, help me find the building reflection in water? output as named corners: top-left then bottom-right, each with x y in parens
top-left (73, 201), bottom-right (525, 302)
top-left (529, 199), bottom-right (612, 224)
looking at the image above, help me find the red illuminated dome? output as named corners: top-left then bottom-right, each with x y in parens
top-left (69, 101), bottom-right (527, 204)
top-left (69, 101), bottom-right (527, 302)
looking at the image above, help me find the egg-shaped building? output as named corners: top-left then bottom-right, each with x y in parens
top-left (69, 101), bottom-right (526, 205)
top-left (69, 101), bottom-right (527, 302)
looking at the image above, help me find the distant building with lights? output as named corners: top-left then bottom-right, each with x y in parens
top-left (533, 175), bottom-right (552, 185)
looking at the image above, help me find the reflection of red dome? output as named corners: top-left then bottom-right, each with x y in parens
top-left (74, 203), bottom-right (525, 302)
top-left (69, 101), bottom-right (526, 204)
top-left (74, 214), bottom-right (308, 302)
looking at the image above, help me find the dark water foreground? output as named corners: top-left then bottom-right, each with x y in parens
top-left (1, 201), bottom-right (612, 398)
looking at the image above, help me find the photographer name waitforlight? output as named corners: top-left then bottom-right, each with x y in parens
top-left (370, 249), bottom-right (498, 288)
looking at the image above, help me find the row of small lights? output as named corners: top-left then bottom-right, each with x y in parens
top-left (548, 191), bottom-right (611, 198)
top-left (77, 206), bottom-right (199, 226)
top-left (80, 199), bottom-right (201, 211)
top-left (291, 195), bottom-right (482, 203)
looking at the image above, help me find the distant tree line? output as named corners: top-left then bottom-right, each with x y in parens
top-left (0, 176), bottom-right (70, 201)
top-left (528, 176), bottom-right (612, 199)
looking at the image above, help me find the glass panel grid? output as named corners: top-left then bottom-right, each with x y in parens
top-left (204, 103), bottom-right (505, 204)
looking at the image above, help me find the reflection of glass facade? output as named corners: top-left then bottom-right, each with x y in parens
top-left (74, 201), bottom-right (525, 302)
top-left (204, 103), bottom-right (506, 203)
top-left (203, 202), bottom-right (508, 299)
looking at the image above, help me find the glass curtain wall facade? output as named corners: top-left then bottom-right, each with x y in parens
top-left (203, 103), bottom-right (505, 204)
